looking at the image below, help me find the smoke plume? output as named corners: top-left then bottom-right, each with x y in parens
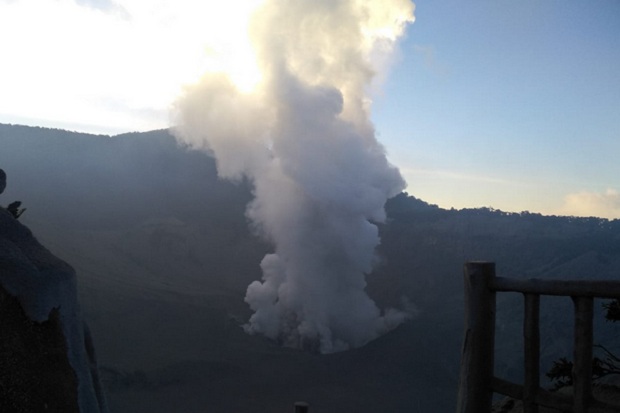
top-left (173, 0), bottom-right (415, 353)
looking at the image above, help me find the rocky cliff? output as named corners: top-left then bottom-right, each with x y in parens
top-left (0, 207), bottom-right (107, 413)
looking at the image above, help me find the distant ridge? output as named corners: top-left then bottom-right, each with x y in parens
top-left (1, 122), bottom-right (620, 413)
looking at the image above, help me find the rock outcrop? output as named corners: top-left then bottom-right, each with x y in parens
top-left (0, 207), bottom-right (107, 413)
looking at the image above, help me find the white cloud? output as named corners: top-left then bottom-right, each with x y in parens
top-left (74, 0), bottom-right (128, 15)
top-left (0, 0), bottom-right (262, 133)
top-left (399, 166), bottom-right (524, 186)
top-left (558, 188), bottom-right (620, 219)
top-left (412, 44), bottom-right (449, 76)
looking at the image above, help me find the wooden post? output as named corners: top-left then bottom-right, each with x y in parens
top-left (457, 262), bottom-right (496, 413)
top-left (294, 401), bottom-right (309, 413)
top-left (573, 297), bottom-right (593, 413)
top-left (523, 294), bottom-right (540, 413)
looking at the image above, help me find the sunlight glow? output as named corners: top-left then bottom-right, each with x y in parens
top-left (0, 0), bottom-right (264, 132)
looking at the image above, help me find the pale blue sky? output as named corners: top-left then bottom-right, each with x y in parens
top-left (0, 1), bottom-right (618, 217)
top-left (372, 0), bottom-right (620, 217)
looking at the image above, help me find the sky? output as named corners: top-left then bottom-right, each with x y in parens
top-left (0, 0), bottom-right (618, 218)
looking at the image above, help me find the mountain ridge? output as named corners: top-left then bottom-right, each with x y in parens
top-left (2, 123), bottom-right (619, 413)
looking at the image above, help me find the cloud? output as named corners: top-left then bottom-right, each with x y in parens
top-left (412, 44), bottom-right (449, 76)
top-left (401, 166), bottom-right (521, 186)
top-left (74, 0), bottom-right (128, 16)
top-left (558, 188), bottom-right (620, 219)
top-left (0, 0), bottom-right (260, 133)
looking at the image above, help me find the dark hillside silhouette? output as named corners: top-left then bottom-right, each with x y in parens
top-left (1, 123), bottom-right (619, 413)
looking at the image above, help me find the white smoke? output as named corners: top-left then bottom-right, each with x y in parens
top-left (173, 0), bottom-right (415, 353)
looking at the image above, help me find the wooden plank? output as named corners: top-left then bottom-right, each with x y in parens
top-left (456, 262), bottom-right (496, 413)
top-left (492, 277), bottom-right (620, 298)
top-left (534, 389), bottom-right (574, 412)
top-left (573, 296), bottom-right (594, 413)
top-left (491, 377), bottom-right (523, 400)
top-left (590, 397), bottom-right (620, 412)
top-left (491, 377), bottom-right (574, 412)
top-left (523, 294), bottom-right (540, 413)
top-left (294, 402), bottom-right (309, 413)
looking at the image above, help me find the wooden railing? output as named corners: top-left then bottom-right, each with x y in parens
top-left (457, 262), bottom-right (620, 413)
top-left (294, 402), bottom-right (309, 413)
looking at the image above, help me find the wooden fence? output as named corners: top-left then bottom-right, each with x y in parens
top-left (457, 262), bottom-right (620, 413)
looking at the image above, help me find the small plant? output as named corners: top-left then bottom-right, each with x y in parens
top-left (603, 300), bottom-right (620, 323)
top-left (7, 201), bottom-right (26, 219)
top-left (546, 357), bottom-right (573, 389)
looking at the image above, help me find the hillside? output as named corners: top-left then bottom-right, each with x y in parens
top-left (1, 123), bottom-right (619, 412)
top-left (0, 195), bottom-right (107, 413)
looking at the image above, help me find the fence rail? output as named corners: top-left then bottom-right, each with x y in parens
top-left (456, 262), bottom-right (620, 413)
